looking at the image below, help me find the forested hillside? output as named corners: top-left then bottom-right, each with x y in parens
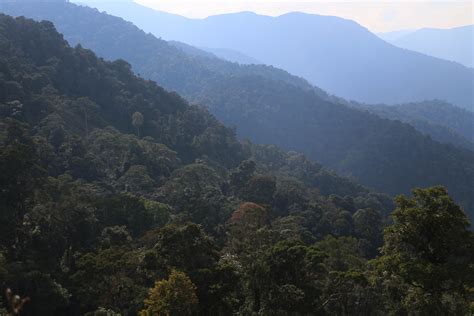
top-left (3, 2), bottom-right (474, 220)
top-left (0, 13), bottom-right (378, 314)
top-left (4, 8), bottom-right (474, 315)
top-left (356, 100), bottom-right (474, 149)
top-left (0, 14), bottom-right (473, 316)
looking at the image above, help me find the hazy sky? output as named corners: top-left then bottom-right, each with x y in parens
top-left (135, 0), bottom-right (473, 32)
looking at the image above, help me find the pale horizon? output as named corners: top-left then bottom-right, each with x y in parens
top-left (126, 0), bottom-right (472, 32)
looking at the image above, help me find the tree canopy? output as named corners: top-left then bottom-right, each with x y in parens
top-left (0, 13), bottom-right (472, 316)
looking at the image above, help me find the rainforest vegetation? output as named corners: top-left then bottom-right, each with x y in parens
top-left (0, 13), bottom-right (473, 316)
top-left (2, 3), bottom-right (474, 222)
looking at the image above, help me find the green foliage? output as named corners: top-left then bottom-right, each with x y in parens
top-left (0, 119), bottom-right (44, 244)
top-left (229, 159), bottom-right (256, 190)
top-left (153, 223), bottom-right (219, 274)
top-left (6, 1), bottom-right (473, 220)
top-left (260, 240), bottom-right (325, 314)
top-left (358, 100), bottom-right (474, 148)
top-left (315, 236), bottom-right (366, 272)
top-left (239, 175), bottom-right (276, 205)
top-left (141, 199), bottom-right (172, 228)
top-left (139, 270), bottom-right (198, 316)
top-left (0, 14), bottom-right (470, 316)
top-left (372, 187), bottom-right (474, 314)
top-left (352, 208), bottom-right (384, 257)
top-left (132, 111), bottom-right (144, 137)
top-left (94, 194), bottom-right (154, 237)
top-left (100, 226), bottom-right (132, 248)
top-left (88, 127), bottom-right (181, 186)
top-left (158, 164), bottom-right (229, 231)
top-left (321, 270), bottom-right (379, 315)
top-left (71, 246), bottom-right (145, 314)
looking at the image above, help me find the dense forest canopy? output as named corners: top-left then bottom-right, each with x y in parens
top-left (354, 100), bottom-right (474, 150)
top-left (0, 11), bottom-right (473, 316)
top-left (1, 2), bottom-right (474, 222)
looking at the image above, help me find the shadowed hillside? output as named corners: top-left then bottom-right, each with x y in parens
top-left (0, 11), bottom-right (473, 316)
top-left (2, 2), bottom-right (474, 220)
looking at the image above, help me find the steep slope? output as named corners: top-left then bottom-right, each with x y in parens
top-left (0, 13), bottom-right (406, 315)
top-left (356, 100), bottom-right (474, 146)
top-left (0, 10), bottom-right (381, 218)
top-left (169, 41), bottom-right (262, 65)
top-left (76, 1), bottom-right (473, 109)
top-left (2, 2), bottom-right (474, 220)
top-left (163, 42), bottom-right (474, 151)
top-left (201, 47), bottom-right (261, 65)
top-left (380, 25), bottom-right (474, 68)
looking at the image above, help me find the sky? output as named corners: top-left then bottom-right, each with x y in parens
top-left (134, 0), bottom-right (473, 32)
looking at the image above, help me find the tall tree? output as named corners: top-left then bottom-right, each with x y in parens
top-left (132, 111), bottom-right (144, 137)
top-left (373, 186), bottom-right (474, 314)
top-left (226, 203), bottom-right (272, 313)
top-left (139, 270), bottom-right (198, 316)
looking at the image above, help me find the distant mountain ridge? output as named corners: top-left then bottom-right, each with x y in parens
top-left (377, 29), bottom-right (414, 42)
top-left (75, 1), bottom-right (473, 110)
top-left (380, 25), bottom-right (474, 68)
